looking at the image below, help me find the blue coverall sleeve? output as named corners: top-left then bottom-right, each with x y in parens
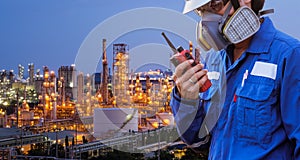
top-left (280, 47), bottom-right (300, 158)
top-left (170, 87), bottom-right (209, 146)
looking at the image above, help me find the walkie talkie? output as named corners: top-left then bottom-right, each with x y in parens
top-left (161, 32), bottom-right (211, 92)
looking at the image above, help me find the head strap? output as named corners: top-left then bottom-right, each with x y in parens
top-left (230, 0), bottom-right (240, 11)
top-left (218, 1), bottom-right (232, 33)
top-left (258, 9), bottom-right (274, 17)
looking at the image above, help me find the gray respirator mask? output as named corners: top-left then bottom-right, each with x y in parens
top-left (196, 2), bottom-right (273, 51)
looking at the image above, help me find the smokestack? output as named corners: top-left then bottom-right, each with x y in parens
top-left (101, 39), bottom-right (108, 104)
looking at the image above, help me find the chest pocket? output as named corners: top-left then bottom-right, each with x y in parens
top-left (235, 75), bottom-right (275, 149)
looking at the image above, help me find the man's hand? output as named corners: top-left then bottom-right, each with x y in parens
top-left (174, 59), bottom-right (209, 100)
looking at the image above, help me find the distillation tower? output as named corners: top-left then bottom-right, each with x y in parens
top-left (42, 66), bottom-right (57, 120)
top-left (112, 44), bottom-right (130, 106)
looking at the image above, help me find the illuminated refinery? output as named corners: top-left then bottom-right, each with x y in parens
top-left (77, 40), bottom-right (174, 138)
top-left (0, 39), bottom-right (179, 159)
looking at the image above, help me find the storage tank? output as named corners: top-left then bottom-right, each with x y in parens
top-left (93, 108), bottom-right (138, 138)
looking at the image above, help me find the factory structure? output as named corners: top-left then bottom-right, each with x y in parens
top-left (76, 39), bottom-right (174, 139)
top-left (0, 39), bottom-right (174, 130)
top-left (0, 38), bottom-right (175, 158)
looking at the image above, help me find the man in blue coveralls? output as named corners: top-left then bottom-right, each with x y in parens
top-left (170, 0), bottom-right (300, 159)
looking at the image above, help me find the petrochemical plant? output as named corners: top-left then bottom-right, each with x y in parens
top-left (0, 39), bottom-right (179, 159)
top-left (77, 40), bottom-right (174, 138)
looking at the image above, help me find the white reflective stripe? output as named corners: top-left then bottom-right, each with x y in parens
top-left (188, 135), bottom-right (210, 148)
top-left (207, 71), bottom-right (220, 80)
top-left (250, 61), bottom-right (277, 80)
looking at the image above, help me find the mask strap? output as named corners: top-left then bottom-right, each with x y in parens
top-left (258, 9), bottom-right (274, 17)
top-left (218, 2), bottom-right (232, 33)
top-left (230, 0), bottom-right (240, 11)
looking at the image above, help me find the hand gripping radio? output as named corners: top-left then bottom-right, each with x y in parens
top-left (161, 32), bottom-right (211, 92)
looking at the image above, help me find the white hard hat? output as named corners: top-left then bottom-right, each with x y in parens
top-left (183, 0), bottom-right (211, 14)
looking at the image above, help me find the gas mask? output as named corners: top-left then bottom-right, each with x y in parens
top-left (196, 2), bottom-right (261, 51)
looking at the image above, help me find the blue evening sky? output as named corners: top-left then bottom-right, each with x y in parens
top-left (0, 0), bottom-right (299, 74)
